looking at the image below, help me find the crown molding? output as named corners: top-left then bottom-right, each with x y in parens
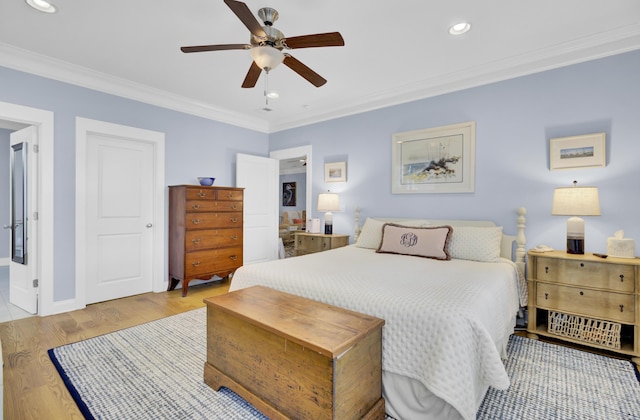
top-left (268, 23), bottom-right (640, 132)
top-left (0, 43), bottom-right (270, 133)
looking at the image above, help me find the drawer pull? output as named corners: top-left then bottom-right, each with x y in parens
top-left (620, 274), bottom-right (625, 282)
top-left (232, 204), bottom-right (238, 210)
top-left (229, 255), bottom-right (238, 261)
top-left (544, 293), bottom-right (548, 300)
top-left (197, 191), bottom-right (207, 198)
top-left (191, 238), bottom-right (201, 244)
top-left (191, 219), bottom-right (201, 225)
top-left (545, 266), bottom-right (549, 274)
top-left (580, 263), bottom-right (584, 267)
top-left (579, 291), bottom-right (584, 296)
top-left (192, 261), bottom-right (201, 267)
top-left (227, 192), bottom-right (233, 198)
top-left (231, 235), bottom-right (238, 240)
top-left (620, 304), bottom-right (624, 312)
top-left (191, 204), bottom-right (200, 209)
top-left (230, 218), bottom-right (238, 223)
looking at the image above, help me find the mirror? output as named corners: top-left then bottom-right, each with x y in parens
top-left (11, 142), bottom-right (27, 264)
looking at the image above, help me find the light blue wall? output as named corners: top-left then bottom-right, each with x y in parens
top-left (0, 66), bottom-right (268, 301)
top-left (270, 50), bottom-right (640, 254)
top-left (0, 129), bottom-right (9, 259)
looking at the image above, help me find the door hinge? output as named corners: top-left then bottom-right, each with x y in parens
top-left (33, 144), bottom-right (39, 153)
top-left (33, 279), bottom-right (39, 288)
top-left (33, 211), bottom-right (39, 221)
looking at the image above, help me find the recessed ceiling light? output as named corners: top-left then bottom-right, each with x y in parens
top-left (449, 22), bottom-right (471, 35)
top-left (26, 0), bottom-right (57, 13)
top-left (266, 91), bottom-right (279, 99)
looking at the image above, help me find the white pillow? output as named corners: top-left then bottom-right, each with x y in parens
top-left (356, 218), bottom-right (430, 249)
top-left (448, 226), bottom-right (503, 262)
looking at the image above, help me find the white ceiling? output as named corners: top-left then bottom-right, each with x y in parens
top-left (1, 1), bottom-right (639, 133)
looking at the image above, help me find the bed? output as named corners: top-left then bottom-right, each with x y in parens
top-left (229, 208), bottom-right (527, 420)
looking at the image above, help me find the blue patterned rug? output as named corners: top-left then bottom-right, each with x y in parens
top-left (48, 308), bottom-right (640, 419)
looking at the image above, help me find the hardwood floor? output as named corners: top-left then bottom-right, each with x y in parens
top-left (0, 280), bottom-right (230, 420)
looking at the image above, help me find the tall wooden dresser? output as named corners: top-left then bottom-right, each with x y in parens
top-left (168, 185), bottom-right (243, 296)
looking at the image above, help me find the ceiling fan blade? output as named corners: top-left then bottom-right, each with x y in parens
top-left (241, 61), bottom-right (262, 88)
top-left (283, 55), bottom-right (327, 87)
top-left (284, 32), bottom-right (345, 49)
top-left (180, 44), bottom-right (248, 53)
top-left (224, 0), bottom-right (267, 39)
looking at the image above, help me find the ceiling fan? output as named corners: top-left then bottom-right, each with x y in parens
top-left (180, 0), bottom-right (344, 88)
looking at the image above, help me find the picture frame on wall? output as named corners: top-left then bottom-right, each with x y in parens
top-left (324, 162), bottom-right (347, 182)
top-left (391, 121), bottom-right (476, 194)
top-left (549, 133), bottom-right (606, 171)
top-left (282, 182), bottom-right (296, 206)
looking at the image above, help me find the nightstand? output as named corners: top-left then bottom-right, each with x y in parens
top-left (527, 250), bottom-right (639, 365)
top-left (293, 232), bottom-right (349, 256)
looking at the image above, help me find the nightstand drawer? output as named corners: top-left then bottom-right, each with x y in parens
top-left (536, 257), bottom-right (636, 293)
top-left (536, 282), bottom-right (635, 323)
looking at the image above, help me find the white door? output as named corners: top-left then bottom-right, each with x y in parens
top-left (236, 153), bottom-right (279, 265)
top-left (85, 134), bottom-right (154, 303)
top-left (9, 126), bottom-right (38, 313)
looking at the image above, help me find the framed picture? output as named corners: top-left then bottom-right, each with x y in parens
top-left (549, 133), bottom-right (606, 171)
top-left (392, 121), bottom-right (476, 194)
top-left (324, 162), bottom-right (346, 182)
top-left (282, 182), bottom-right (296, 206)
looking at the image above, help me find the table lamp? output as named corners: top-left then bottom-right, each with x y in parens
top-left (551, 180), bottom-right (600, 254)
top-left (317, 192), bottom-right (340, 234)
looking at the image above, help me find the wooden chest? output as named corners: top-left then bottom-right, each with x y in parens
top-left (168, 185), bottom-right (243, 296)
top-left (203, 286), bottom-right (386, 419)
top-left (294, 232), bottom-right (350, 256)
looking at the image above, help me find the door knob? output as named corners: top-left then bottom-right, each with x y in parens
top-left (2, 224), bottom-right (11, 230)
top-left (146, 223), bottom-right (153, 228)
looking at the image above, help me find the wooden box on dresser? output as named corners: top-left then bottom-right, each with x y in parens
top-left (527, 250), bottom-right (640, 365)
top-left (168, 185), bottom-right (243, 296)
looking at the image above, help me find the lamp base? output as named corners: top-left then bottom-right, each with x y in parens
top-left (567, 238), bottom-right (584, 254)
top-left (324, 224), bottom-right (333, 235)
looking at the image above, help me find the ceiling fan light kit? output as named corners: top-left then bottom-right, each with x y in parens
top-left (181, 0), bottom-right (344, 89)
top-left (449, 22), bottom-right (471, 35)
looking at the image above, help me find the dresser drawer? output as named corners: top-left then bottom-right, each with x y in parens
top-left (186, 200), bottom-right (243, 212)
top-left (215, 189), bottom-right (243, 201)
top-left (185, 247), bottom-right (243, 276)
top-left (296, 236), bottom-right (330, 252)
top-left (536, 257), bottom-right (636, 293)
top-left (185, 229), bottom-right (242, 251)
top-left (185, 212), bottom-right (242, 229)
top-left (536, 282), bottom-right (635, 323)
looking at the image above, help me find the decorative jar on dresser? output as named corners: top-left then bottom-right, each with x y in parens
top-left (527, 250), bottom-right (639, 365)
top-left (168, 185), bottom-right (243, 296)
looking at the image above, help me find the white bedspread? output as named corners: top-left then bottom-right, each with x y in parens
top-left (229, 245), bottom-right (522, 420)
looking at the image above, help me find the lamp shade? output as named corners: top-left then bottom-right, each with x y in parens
top-left (551, 186), bottom-right (600, 216)
top-left (250, 46), bottom-right (284, 70)
top-left (317, 193), bottom-right (340, 212)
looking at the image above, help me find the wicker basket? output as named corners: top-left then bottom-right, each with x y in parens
top-left (547, 311), bottom-right (621, 350)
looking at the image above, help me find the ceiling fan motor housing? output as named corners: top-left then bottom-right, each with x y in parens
top-left (258, 7), bottom-right (278, 26)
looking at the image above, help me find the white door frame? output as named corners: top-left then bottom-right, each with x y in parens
top-left (76, 118), bottom-right (165, 308)
top-left (270, 145), bottom-right (312, 221)
top-left (0, 101), bottom-right (54, 316)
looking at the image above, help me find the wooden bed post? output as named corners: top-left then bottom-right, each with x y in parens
top-left (354, 206), bottom-right (361, 241)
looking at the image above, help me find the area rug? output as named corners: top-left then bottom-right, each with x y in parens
top-left (49, 308), bottom-right (640, 420)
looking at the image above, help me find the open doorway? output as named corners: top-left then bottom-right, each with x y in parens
top-left (270, 146), bottom-right (312, 258)
top-left (1, 120), bottom-right (34, 322)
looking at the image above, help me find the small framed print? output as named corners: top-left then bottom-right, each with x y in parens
top-left (324, 162), bottom-right (346, 182)
top-left (550, 133), bottom-right (606, 171)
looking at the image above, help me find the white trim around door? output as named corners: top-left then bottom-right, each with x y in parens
top-left (0, 101), bottom-right (54, 316)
